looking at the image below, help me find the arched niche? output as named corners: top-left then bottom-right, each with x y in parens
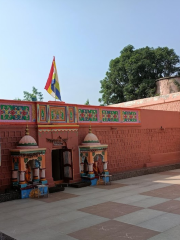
top-left (94, 153), bottom-right (104, 162)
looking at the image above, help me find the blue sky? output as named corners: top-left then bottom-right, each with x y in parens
top-left (0, 0), bottom-right (180, 105)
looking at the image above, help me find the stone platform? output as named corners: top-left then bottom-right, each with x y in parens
top-left (1, 169), bottom-right (180, 239)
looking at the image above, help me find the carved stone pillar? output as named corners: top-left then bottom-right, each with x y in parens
top-left (103, 161), bottom-right (109, 175)
top-left (80, 163), bottom-right (85, 176)
top-left (19, 171), bottom-right (26, 184)
top-left (88, 163), bottom-right (95, 178)
top-left (33, 168), bottom-right (39, 182)
top-left (40, 168), bottom-right (46, 181)
top-left (12, 170), bottom-right (18, 183)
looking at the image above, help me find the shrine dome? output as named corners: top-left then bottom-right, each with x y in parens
top-left (16, 126), bottom-right (38, 149)
top-left (82, 127), bottom-right (100, 145)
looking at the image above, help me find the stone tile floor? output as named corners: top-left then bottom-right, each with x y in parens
top-left (1, 169), bottom-right (180, 239)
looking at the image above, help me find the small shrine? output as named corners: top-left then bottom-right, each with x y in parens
top-left (10, 126), bottom-right (47, 198)
top-left (79, 127), bottom-right (109, 185)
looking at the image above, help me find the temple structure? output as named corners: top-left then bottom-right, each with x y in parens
top-left (79, 126), bottom-right (108, 185)
top-left (10, 126), bottom-right (47, 198)
top-left (1, 98), bottom-right (180, 193)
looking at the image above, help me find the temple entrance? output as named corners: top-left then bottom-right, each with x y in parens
top-left (52, 149), bottom-right (73, 182)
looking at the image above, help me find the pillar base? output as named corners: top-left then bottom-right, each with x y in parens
top-left (33, 179), bottom-right (40, 182)
top-left (88, 173), bottom-right (95, 178)
top-left (12, 182), bottom-right (19, 186)
top-left (81, 173), bottom-right (87, 177)
top-left (19, 183), bottom-right (27, 188)
top-left (82, 177), bottom-right (98, 186)
top-left (102, 171), bottom-right (109, 175)
top-left (41, 180), bottom-right (48, 184)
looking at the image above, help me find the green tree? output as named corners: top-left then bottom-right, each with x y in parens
top-left (14, 98), bottom-right (21, 101)
top-left (85, 99), bottom-right (90, 105)
top-left (99, 45), bottom-right (180, 105)
top-left (23, 87), bottom-right (43, 101)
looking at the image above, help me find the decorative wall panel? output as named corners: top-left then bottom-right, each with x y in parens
top-left (74, 107), bottom-right (78, 123)
top-left (69, 107), bottom-right (74, 123)
top-left (39, 106), bottom-right (47, 122)
top-left (50, 107), bottom-right (66, 122)
top-left (121, 110), bottom-right (140, 123)
top-left (78, 109), bottom-right (98, 122)
top-left (31, 104), bottom-right (36, 122)
top-left (0, 104), bottom-right (31, 122)
top-left (102, 110), bottom-right (119, 122)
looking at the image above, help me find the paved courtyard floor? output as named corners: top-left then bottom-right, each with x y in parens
top-left (1, 169), bottom-right (180, 239)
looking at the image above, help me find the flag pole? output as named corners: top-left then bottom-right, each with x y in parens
top-left (54, 56), bottom-right (56, 101)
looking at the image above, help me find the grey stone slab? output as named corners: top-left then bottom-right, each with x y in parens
top-left (97, 193), bottom-right (130, 202)
top-left (65, 187), bottom-right (105, 196)
top-left (112, 194), bottom-right (151, 204)
top-left (13, 228), bottom-right (65, 240)
top-left (50, 215), bottom-right (109, 234)
top-left (0, 217), bottom-right (27, 230)
top-left (10, 203), bottom-right (51, 217)
top-left (138, 213), bottom-right (180, 232)
top-left (136, 183), bottom-right (172, 193)
top-left (174, 197), bottom-right (180, 201)
top-left (36, 211), bottom-right (91, 228)
top-left (34, 215), bottom-right (66, 228)
top-left (0, 200), bottom-right (46, 213)
top-left (21, 207), bottom-right (70, 221)
top-left (115, 209), bottom-right (165, 225)
top-left (130, 196), bottom-right (169, 208)
top-left (2, 221), bottom-right (42, 237)
top-left (0, 213), bottom-right (15, 222)
top-left (148, 224), bottom-right (180, 240)
top-left (65, 199), bottom-right (108, 210)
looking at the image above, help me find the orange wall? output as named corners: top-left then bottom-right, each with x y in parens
top-left (1, 107), bottom-right (180, 190)
top-left (79, 109), bottom-right (180, 173)
top-left (140, 109), bottom-right (180, 129)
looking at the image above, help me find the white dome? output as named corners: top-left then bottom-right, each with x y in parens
top-left (82, 127), bottom-right (100, 145)
top-left (16, 126), bottom-right (38, 149)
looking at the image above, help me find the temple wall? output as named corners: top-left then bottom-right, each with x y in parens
top-left (1, 99), bottom-right (180, 190)
top-left (78, 110), bottom-right (180, 173)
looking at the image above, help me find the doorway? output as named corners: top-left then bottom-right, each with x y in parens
top-left (52, 149), bottom-right (73, 182)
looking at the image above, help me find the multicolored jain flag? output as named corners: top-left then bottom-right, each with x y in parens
top-left (44, 57), bottom-right (61, 101)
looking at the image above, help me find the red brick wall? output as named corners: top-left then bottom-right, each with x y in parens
top-left (140, 101), bottom-right (180, 111)
top-left (79, 126), bottom-right (180, 174)
top-left (0, 125), bottom-right (38, 191)
top-left (78, 109), bottom-right (180, 174)
top-left (1, 109), bottom-right (180, 190)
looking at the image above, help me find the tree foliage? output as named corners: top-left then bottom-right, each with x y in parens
top-left (23, 87), bottom-right (43, 101)
top-left (85, 99), bottom-right (90, 105)
top-left (99, 45), bottom-right (180, 105)
top-left (14, 98), bottom-right (21, 101)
